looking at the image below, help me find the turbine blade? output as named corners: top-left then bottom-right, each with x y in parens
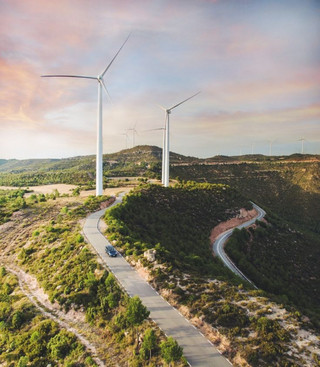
top-left (168, 91), bottom-right (201, 111)
top-left (101, 33), bottom-right (131, 77)
top-left (100, 79), bottom-right (112, 102)
top-left (41, 74), bottom-right (97, 80)
top-left (157, 104), bottom-right (167, 111)
top-left (143, 127), bottom-right (164, 132)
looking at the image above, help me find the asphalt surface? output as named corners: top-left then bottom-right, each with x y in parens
top-left (212, 202), bottom-right (266, 288)
top-left (83, 194), bottom-right (232, 367)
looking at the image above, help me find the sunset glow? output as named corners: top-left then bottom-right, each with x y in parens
top-left (1, 0), bottom-right (319, 158)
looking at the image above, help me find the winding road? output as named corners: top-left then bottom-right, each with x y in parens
top-left (83, 193), bottom-right (232, 367)
top-left (212, 202), bottom-right (266, 288)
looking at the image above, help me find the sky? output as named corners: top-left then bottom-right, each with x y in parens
top-left (0, 0), bottom-right (319, 159)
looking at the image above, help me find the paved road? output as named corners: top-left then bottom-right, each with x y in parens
top-left (212, 202), bottom-right (266, 288)
top-left (83, 194), bottom-right (232, 367)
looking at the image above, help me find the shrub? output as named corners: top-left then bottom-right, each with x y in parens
top-left (48, 329), bottom-right (76, 359)
top-left (160, 337), bottom-right (183, 364)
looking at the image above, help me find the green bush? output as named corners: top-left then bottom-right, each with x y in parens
top-left (48, 329), bottom-right (77, 359)
top-left (160, 337), bottom-right (183, 364)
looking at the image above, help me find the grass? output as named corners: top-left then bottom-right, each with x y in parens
top-left (0, 268), bottom-right (97, 366)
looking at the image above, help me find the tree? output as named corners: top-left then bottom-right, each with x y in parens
top-left (48, 329), bottom-right (76, 359)
top-left (125, 295), bottom-right (150, 326)
top-left (160, 337), bottom-right (183, 365)
top-left (141, 328), bottom-right (157, 359)
top-left (11, 311), bottom-right (24, 329)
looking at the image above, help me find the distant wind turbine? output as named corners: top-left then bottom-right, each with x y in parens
top-left (41, 35), bottom-right (130, 196)
top-left (268, 140), bottom-right (275, 156)
top-left (160, 92), bottom-right (200, 187)
top-left (298, 137), bottom-right (306, 154)
top-left (120, 131), bottom-right (129, 149)
top-left (127, 123), bottom-right (138, 148)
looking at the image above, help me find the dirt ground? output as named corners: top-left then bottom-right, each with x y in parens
top-left (210, 208), bottom-right (257, 243)
top-left (0, 184), bottom-right (133, 198)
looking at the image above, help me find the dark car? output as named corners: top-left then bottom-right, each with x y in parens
top-left (105, 245), bottom-right (117, 257)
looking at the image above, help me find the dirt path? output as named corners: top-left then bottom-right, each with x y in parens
top-left (6, 266), bottom-right (105, 367)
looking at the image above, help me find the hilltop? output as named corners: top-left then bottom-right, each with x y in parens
top-left (1, 146), bottom-right (318, 175)
top-left (0, 146), bottom-right (196, 174)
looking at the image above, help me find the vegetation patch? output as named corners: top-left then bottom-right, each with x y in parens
top-left (0, 189), bottom-right (27, 224)
top-left (0, 268), bottom-right (96, 366)
top-left (105, 182), bottom-right (251, 279)
top-left (0, 191), bottom-right (186, 366)
top-left (172, 160), bottom-right (320, 232)
top-left (104, 182), bottom-right (320, 366)
top-left (225, 216), bottom-right (320, 328)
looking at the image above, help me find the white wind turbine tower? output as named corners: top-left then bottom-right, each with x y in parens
top-left (161, 92), bottom-right (200, 187)
top-left (298, 137), bottom-right (305, 154)
top-left (268, 140), bottom-right (275, 156)
top-left (42, 35), bottom-right (130, 196)
top-left (127, 124), bottom-right (138, 148)
top-left (120, 131), bottom-right (129, 149)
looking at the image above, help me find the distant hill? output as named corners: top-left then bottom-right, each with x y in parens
top-left (0, 145), bottom-right (198, 174)
top-left (1, 146), bottom-right (318, 174)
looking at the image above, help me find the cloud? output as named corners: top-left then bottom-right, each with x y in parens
top-left (0, 0), bottom-right (319, 158)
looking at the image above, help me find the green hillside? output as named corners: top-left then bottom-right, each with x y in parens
top-left (104, 183), bottom-right (316, 366)
top-left (0, 146), bottom-right (196, 174)
top-left (105, 182), bottom-right (251, 278)
top-left (171, 160), bottom-right (320, 231)
top-left (226, 218), bottom-right (320, 327)
top-left (0, 146), bottom-right (196, 186)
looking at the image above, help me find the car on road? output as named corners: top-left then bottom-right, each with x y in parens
top-left (105, 245), bottom-right (117, 257)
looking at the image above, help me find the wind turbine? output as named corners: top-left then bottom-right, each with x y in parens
top-left (160, 92), bottom-right (200, 187)
top-left (41, 35), bottom-right (130, 196)
top-left (268, 140), bottom-right (275, 156)
top-left (127, 124), bottom-right (138, 148)
top-left (120, 131), bottom-right (129, 149)
top-left (298, 137), bottom-right (305, 154)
